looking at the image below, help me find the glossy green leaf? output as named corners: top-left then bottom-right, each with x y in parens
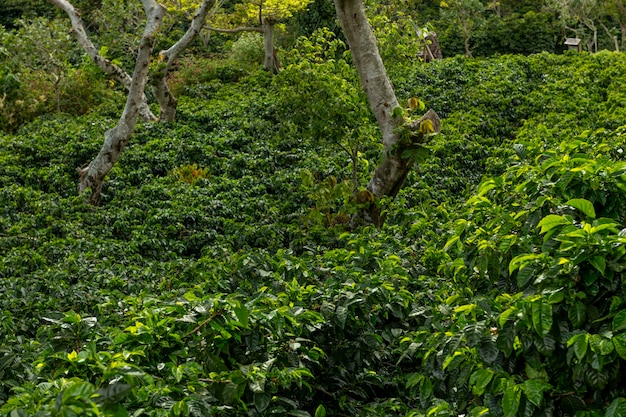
top-left (565, 198), bottom-right (596, 219)
top-left (569, 302), bottom-right (587, 328)
top-left (567, 333), bottom-right (589, 361)
top-left (614, 310), bottom-right (626, 332)
top-left (470, 368), bottom-right (493, 395)
top-left (589, 334), bottom-right (614, 355)
top-left (314, 405), bottom-right (326, 417)
top-left (605, 397), bottom-right (626, 417)
top-left (589, 256), bottom-right (606, 275)
top-left (613, 334), bottom-right (626, 360)
top-left (532, 299), bottom-right (553, 338)
top-left (335, 305), bottom-right (348, 329)
top-left (254, 393), bottom-right (271, 412)
top-left (502, 384), bottom-right (521, 417)
top-left (537, 215), bottom-right (569, 234)
top-left (522, 379), bottom-right (551, 407)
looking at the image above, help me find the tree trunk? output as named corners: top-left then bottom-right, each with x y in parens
top-left (78, 0), bottom-right (165, 205)
top-left (600, 21), bottom-right (620, 51)
top-left (616, 0), bottom-right (626, 48)
top-left (464, 34), bottom-right (472, 57)
top-left (262, 18), bottom-right (279, 73)
top-left (153, 0), bottom-right (216, 122)
top-left (423, 32), bottom-right (443, 62)
top-left (333, 0), bottom-right (440, 227)
top-left (47, 0), bottom-right (157, 122)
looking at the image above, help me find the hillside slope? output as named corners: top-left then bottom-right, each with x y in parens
top-left (1, 51), bottom-right (626, 416)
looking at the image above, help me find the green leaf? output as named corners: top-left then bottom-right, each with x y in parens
top-left (420, 377), bottom-right (433, 399)
top-left (522, 379), bottom-right (551, 407)
top-left (470, 368), bottom-right (493, 395)
top-left (254, 392), bottom-right (271, 412)
top-left (502, 384), bottom-right (521, 417)
top-left (532, 299), bottom-right (553, 338)
top-left (537, 214), bottom-right (569, 234)
top-left (613, 310), bottom-right (626, 332)
top-left (605, 397), bottom-right (626, 417)
top-left (589, 334), bottom-right (614, 355)
top-left (613, 334), bottom-right (626, 360)
top-left (565, 198), bottom-right (596, 219)
top-left (590, 256), bottom-right (606, 275)
top-left (392, 106), bottom-right (404, 118)
top-left (96, 383), bottom-right (131, 405)
top-left (567, 333), bottom-right (589, 361)
top-left (569, 302), bottom-right (587, 328)
top-left (63, 381), bottom-right (96, 399)
top-left (499, 307), bottom-right (517, 327)
top-left (516, 266), bottom-right (534, 288)
top-left (234, 305), bottom-right (249, 328)
top-left (335, 305), bottom-right (348, 329)
top-left (498, 234), bottom-right (517, 252)
top-left (315, 405), bottom-right (326, 417)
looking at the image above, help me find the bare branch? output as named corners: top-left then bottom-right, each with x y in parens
top-left (205, 25), bottom-right (264, 33)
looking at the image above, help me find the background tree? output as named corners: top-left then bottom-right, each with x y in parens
top-left (7, 17), bottom-right (74, 113)
top-left (364, 0), bottom-right (429, 68)
top-left (547, 0), bottom-right (617, 51)
top-left (439, 0), bottom-right (485, 56)
top-left (208, 0), bottom-right (312, 72)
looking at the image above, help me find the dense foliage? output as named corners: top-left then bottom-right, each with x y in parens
top-left (2, 41), bottom-right (626, 416)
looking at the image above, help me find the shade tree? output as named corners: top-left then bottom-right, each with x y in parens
top-left (439, 0), bottom-right (484, 57)
top-left (72, 0), bottom-right (166, 204)
top-left (333, 0), bottom-right (440, 226)
top-left (207, 0), bottom-right (312, 73)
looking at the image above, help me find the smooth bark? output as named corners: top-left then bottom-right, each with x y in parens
top-left (262, 18), bottom-right (279, 73)
top-left (334, 0), bottom-right (440, 226)
top-left (47, 0), bottom-right (157, 121)
top-left (153, 0), bottom-right (217, 121)
top-left (78, 0), bottom-right (165, 204)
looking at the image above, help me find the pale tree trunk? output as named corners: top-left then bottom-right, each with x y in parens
top-left (153, 0), bottom-right (216, 122)
top-left (262, 18), bottom-right (279, 73)
top-left (78, 0), bottom-right (165, 205)
top-left (47, 0), bottom-right (157, 122)
top-left (333, 0), bottom-right (440, 226)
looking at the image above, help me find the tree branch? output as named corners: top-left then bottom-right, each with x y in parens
top-left (47, 0), bottom-right (157, 121)
top-left (205, 25), bottom-right (264, 33)
top-left (78, 0), bottom-right (165, 203)
top-left (153, 0), bottom-right (217, 121)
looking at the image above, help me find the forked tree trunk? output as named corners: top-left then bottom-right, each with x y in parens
top-left (333, 0), bottom-right (440, 226)
top-left (47, 0), bottom-right (157, 122)
top-left (78, 0), bottom-right (165, 204)
top-left (153, 0), bottom-right (217, 122)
